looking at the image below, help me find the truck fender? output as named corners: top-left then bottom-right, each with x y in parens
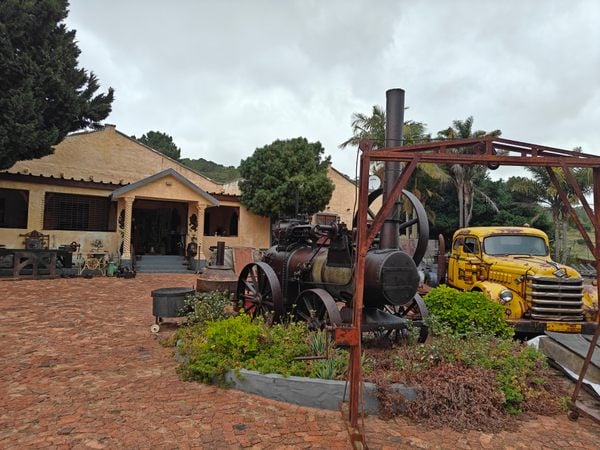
top-left (471, 281), bottom-right (526, 318)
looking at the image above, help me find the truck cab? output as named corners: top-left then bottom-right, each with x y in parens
top-left (447, 226), bottom-right (598, 334)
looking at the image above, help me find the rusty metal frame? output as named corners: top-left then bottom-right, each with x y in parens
top-left (348, 136), bottom-right (600, 435)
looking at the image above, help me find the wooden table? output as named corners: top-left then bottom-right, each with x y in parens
top-left (0, 248), bottom-right (73, 279)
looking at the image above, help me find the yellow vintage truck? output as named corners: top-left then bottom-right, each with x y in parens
top-left (446, 226), bottom-right (598, 334)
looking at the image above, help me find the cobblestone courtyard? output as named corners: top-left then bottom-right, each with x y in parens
top-left (1, 274), bottom-right (599, 449)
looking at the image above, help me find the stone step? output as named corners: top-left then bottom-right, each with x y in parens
top-left (136, 255), bottom-right (189, 273)
top-left (136, 268), bottom-right (192, 274)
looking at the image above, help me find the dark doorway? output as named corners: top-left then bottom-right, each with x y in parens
top-left (132, 200), bottom-right (187, 255)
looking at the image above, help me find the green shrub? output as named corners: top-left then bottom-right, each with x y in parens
top-left (177, 314), bottom-right (349, 382)
top-left (424, 285), bottom-right (513, 338)
top-left (182, 314), bottom-right (264, 383)
top-left (182, 290), bottom-right (234, 325)
top-left (245, 321), bottom-right (311, 377)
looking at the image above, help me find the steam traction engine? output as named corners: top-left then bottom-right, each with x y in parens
top-left (236, 189), bottom-right (430, 340)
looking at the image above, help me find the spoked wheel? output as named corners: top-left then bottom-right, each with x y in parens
top-left (383, 293), bottom-right (429, 343)
top-left (236, 262), bottom-right (284, 323)
top-left (353, 188), bottom-right (429, 265)
top-left (294, 289), bottom-right (342, 331)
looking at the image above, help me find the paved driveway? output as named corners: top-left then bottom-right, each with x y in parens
top-left (1, 274), bottom-right (599, 449)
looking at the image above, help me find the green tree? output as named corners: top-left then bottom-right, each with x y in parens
top-left (339, 105), bottom-right (444, 234)
top-left (0, 0), bottom-right (114, 170)
top-left (436, 116), bottom-right (502, 228)
top-left (508, 160), bottom-right (592, 262)
top-left (239, 138), bottom-right (334, 219)
top-left (179, 157), bottom-right (239, 183)
top-left (472, 176), bottom-right (551, 231)
top-left (136, 130), bottom-right (181, 160)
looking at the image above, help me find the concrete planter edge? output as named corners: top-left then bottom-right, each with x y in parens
top-left (224, 369), bottom-right (416, 414)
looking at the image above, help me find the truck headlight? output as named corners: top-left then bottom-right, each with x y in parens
top-left (499, 289), bottom-right (513, 304)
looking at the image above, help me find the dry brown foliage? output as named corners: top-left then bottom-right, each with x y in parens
top-left (365, 341), bottom-right (569, 432)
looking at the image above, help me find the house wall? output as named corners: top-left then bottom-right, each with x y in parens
top-left (320, 166), bottom-right (357, 226)
top-left (0, 179), bottom-right (119, 254)
top-left (203, 199), bottom-right (271, 251)
top-left (1, 127), bottom-right (355, 258)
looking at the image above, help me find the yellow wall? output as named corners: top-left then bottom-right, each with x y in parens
top-left (0, 126), bottom-right (274, 256)
top-left (202, 199), bottom-right (271, 250)
top-left (0, 179), bottom-right (119, 254)
top-left (319, 165), bottom-right (357, 226)
top-left (120, 174), bottom-right (212, 203)
top-left (1, 127), bottom-right (357, 257)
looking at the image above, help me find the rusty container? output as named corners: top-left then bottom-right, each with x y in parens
top-left (195, 241), bottom-right (237, 293)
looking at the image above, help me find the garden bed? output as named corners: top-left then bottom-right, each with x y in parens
top-left (168, 288), bottom-right (572, 432)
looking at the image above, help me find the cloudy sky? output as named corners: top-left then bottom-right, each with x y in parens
top-left (66, 0), bottom-right (600, 180)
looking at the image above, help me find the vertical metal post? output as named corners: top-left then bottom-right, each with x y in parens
top-left (349, 150), bottom-right (371, 432)
top-left (216, 241), bottom-right (225, 266)
top-left (570, 167), bottom-right (600, 413)
top-left (380, 88), bottom-right (405, 249)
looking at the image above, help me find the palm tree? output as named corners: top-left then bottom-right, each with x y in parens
top-left (510, 156), bottom-right (592, 262)
top-left (340, 106), bottom-right (446, 238)
top-left (339, 105), bottom-right (387, 150)
top-left (436, 117), bottom-right (501, 228)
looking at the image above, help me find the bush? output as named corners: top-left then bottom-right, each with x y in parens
top-left (372, 325), bottom-right (563, 429)
top-left (244, 321), bottom-right (311, 377)
top-left (424, 285), bottom-right (513, 338)
top-left (176, 313), bottom-right (349, 383)
top-left (180, 314), bottom-right (265, 383)
top-left (181, 290), bottom-right (234, 325)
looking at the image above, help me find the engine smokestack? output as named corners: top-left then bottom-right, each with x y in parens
top-left (380, 88), bottom-right (405, 249)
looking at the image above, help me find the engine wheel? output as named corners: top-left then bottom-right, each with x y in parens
top-left (353, 188), bottom-right (429, 265)
top-left (236, 262), bottom-right (284, 323)
top-left (294, 289), bottom-right (342, 330)
top-left (384, 293), bottom-right (429, 343)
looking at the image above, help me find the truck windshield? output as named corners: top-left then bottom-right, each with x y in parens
top-left (483, 235), bottom-right (548, 256)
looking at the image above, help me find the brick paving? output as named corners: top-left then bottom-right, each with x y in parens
top-left (0, 274), bottom-right (599, 449)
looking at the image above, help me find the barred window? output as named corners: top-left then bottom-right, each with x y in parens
top-left (0, 188), bottom-right (29, 229)
top-left (44, 193), bottom-right (115, 231)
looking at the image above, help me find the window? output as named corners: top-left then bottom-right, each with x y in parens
top-left (204, 206), bottom-right (239, 237)
top-left (483, 235), bottom-right (547, 256)
top-left (453, 237), bottom-right (463, 251)
top-left (0, 188), bottom-right (29, 229)
top-left (44, 193), bottom-right (115, 231)
top-left (463, 237), bottom-right (479, 254)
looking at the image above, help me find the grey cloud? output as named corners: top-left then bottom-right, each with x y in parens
top-left (67, 0), bottom-right (600, 178)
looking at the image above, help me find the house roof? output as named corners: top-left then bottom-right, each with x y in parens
top-left (3, 125), bottom-right (226, 195)
top-left (109, 168), bottom-right (219, 206)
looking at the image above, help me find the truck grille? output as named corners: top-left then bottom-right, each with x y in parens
top-left (526, 276), bottom-right (584, 321)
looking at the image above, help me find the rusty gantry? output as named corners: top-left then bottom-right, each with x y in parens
top-left (348, 90), bottom-right (600, 443)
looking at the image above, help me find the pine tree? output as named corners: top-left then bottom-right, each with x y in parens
top-left (0, 0), bottom-right (114, 169)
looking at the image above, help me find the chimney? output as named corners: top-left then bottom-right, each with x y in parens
top-left (380, 88), bottom-right (405, 249)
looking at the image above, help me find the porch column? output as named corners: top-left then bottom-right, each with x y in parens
top-left (195, 202), bottom-right (206, 271)
top-left (121, 196), bottom-right (134, 265)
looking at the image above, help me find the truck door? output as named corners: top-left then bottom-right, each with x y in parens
top-left (460, 237), bottom-right (480, 286)
top-left (447, 236), bottom-right (463, 286)
top-left (448, 236), bottom-right (480, 289)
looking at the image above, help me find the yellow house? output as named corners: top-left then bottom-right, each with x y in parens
top-left (0, 125), bottom-right (357, 272)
